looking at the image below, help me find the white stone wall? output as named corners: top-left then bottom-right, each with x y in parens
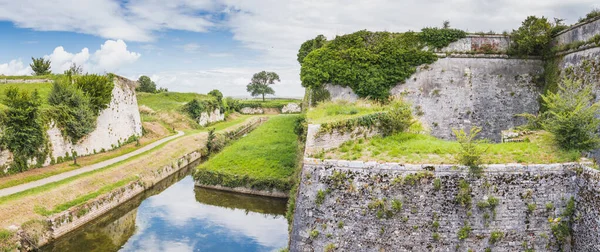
top-left (281, 103), bottom-right (302, 113)
top-left (240, 107), bottom-right (264, 114)
top-left (305, 124), bottom-right (380, 156)
top-left (437, 35), bottom-right (511, 53)
top-left (553, 18), bottom-right (600, 47)
top-left (47, 77), bottom-right (143, 160)
top-left (198, 108), bottom-right (225, 127)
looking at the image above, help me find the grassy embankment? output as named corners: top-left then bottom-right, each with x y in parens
top-left (195, 115), bottom-right (303, 193)
top-left (309, 100), bottom-right (582, 164)
top-left (238, 98), bottom-right (302, 110)
top-left (137, 91), bottom-right (213, 133)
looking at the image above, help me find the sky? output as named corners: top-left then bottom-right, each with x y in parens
top-left (0, 0), bottom-right (599, 98)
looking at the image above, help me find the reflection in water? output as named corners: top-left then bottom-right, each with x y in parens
top-left (41, 166), bottom-right (289, 252)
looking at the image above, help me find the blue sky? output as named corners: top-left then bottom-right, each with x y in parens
top-left (0, 0), bottom-right (599, 97)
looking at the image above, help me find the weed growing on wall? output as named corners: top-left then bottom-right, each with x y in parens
top-left (453, 127), bottom-right (487, 175)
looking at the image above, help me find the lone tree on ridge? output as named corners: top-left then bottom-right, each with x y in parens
top-left (136, 75), bottom-right (157, 93)
top-left (30, 57), bottom-right (51, 76)
top-left (246, 71), bottom-right (280, 101)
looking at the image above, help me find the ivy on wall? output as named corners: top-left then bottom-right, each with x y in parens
top-left (300, 29), bottom-right (466, 101)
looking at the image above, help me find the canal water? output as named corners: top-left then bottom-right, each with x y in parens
top-left (41, 165), bottom-right (289, 252)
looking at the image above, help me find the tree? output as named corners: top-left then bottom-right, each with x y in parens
top-left (246, 71), bottom-right (280, 101)
top-left (30, 57), bottom-right (51, 76)
top-left (510, 16), bottom-right (552, 56)
top-left (297, 35), bottom-right (327, 65)
top-left (0, 88), bottom-right (46, 172)
top-left (208, 89), bottom-right (223, 103)
top-left (541, 78), bottom-right (600, 150)
top-left (443, 20), bottom-right (451, 29)
top-left (48, 81), bottom-right (96, 143)
top-left (136, 75), bottom-right (157, 93)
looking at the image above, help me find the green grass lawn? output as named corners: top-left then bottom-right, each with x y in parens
top-left (137, 92), bottom-right (211, 112)
top-left (0, 82), bottom-right (53, 109)
top-left (195, 115), bottom-right (302, 191)
top-left (321, 131), bottom-right (581, 164)
top-left (238, 98), bottom-right (301, 109)
top-left (307, 99), bottom-right (385, 124)
top-left (0, 75), bottom-right (59, 80)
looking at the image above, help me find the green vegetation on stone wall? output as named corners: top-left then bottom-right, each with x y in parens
top-left (237, 99), bottom-right (302, 110)
top-left (578, 9), bottom-right (600, 23)
top-left (194, 115), bottom-right (302, 192)
top-left (0, 88), bottom-right (49, 172)
top-left (300, 29), bottom-right (465, 100)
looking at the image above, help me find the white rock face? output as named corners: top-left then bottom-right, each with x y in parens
top-left (281, 103), bottom-right (301, 113)
top-left (47, 76), bottom-right (143, 161)
top-left (240, 107), bottom-right (264, 114)
top-left (198, 108), bottom-right (225, 127)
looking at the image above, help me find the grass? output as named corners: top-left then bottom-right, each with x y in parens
top-left (0, 74), bottom-right (59, 80)
top-left (195, 115), bottom-right (301, 191)
top-left (323, 131), bottom-right (581, 164)
top-left (306, 99), bottom-right (385, 124)
top-left (238, 98), bottom-right (301, 109)
top-left (33, 176), bottom-right (137, 216)
top-left (0, 82), bottom-right (53, 109)
top-left (137, 91), bottom-right (211, 112)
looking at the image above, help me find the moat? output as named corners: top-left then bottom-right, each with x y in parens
top-left (40, 167), bottom-right (289, 252)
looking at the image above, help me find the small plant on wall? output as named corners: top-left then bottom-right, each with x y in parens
top-left (453, 127), bottom-right (487, 175)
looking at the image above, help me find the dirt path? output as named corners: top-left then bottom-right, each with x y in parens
top-left (0, 131), bottom-right (184, 197)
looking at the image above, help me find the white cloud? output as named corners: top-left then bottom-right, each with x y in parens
top-left (44, 40), bottom-right (140, 74)
top-left (0, 59), bottom-right (32, 76)
top-left (0, 0), bottom-right (218, 42)
top-left (180, 43), bottom-right (203, 53)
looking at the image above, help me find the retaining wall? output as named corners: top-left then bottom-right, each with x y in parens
top-left (290, 159), bottom-right (599, 251)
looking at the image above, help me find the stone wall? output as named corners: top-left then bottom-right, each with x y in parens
top-left (437, 35), bottom-right (511, 53)
top-left (553, 17), bottom-right (600, 47)
top-left (198, 108), bottom-right (225, 127)
top-left (240, 107), bottom-right (264, 114)
top-left (47, 76), bottom-right (143, 161)
top-left (326, 57), bottom-right (543, 141)
top-left (305, 124), bottom-right (380, 156)
top-left (291, 159), bottom-right (599, 251)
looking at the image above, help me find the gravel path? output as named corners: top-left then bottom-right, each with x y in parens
top-left (0, 131), bottom-right (184, 197)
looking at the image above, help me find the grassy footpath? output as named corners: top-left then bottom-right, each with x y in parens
top-left (322, 131), bottom-right (581, 164)
top-left (195, 115), bottom-right (303, 192)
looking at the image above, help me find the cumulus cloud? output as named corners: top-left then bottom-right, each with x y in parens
top-left (0, 59), bottom-right (32, 76)
top-left (0, 0), bottom-right (218, 42)
top-left (44, 39), bottom-right (140, 73)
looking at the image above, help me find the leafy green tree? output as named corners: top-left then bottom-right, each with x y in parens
top-left (136, 75), bottom-right (157, 93)
top-left (74, 74), bottom-right (114, 115)
top-left (246, 71), bottom-right (280, 101)
top-left (0, 88), bottom-right (46, 172)
top-left (297, 34), bottom-right (327, 64)
top-left (48, 81), bottom-right (96, 143)
top-left (208, 89), bottom-right (223, 103)
top-left (30, 57), bottom-right (51, 76)
top-left (510, 16), bottom-right (552, 56)
top-left (182, 99), bottom-right (205, 119)
top-left (541, 78), bottom-right (600, 150)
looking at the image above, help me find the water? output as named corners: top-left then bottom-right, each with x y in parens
top-left (41, 166), bottom-right (289, 252)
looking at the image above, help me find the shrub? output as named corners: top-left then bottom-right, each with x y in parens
top-left (74, 74), bottom-right (114, 115)
top-left (453, 127), bottom-right (486, 174)
top-left (30, 57), bottom-right (51, 75)
top-left (541, 78), bottom-right (600, 150)
top-left (419, 27), bottom-right (467, 49)
top-left (0, 88), bottom-right (47, 172)
top-left (48, 81), bottom-right (96, 143)
top-left (579, 9), bottom-right (600, 23)
top-left (208, 89), bottom-right (223, 103)
top-left (455, 179), bottom-right (472, 208)
top-left (489, 231), bottom-right (504, 244)
top-left (380, 99), bottom-right (414, 136)
top-left (457, 222), bottom-right (472, 240)
top-left (509, 16), bottom-right (552, 56)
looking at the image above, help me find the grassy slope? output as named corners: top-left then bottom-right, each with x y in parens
top-left (322, 131), bottom-right (581, 164)
top-left (0, 75), bottom-right (58, 80)
top-left (137, 92), bottom-right (211, 112)
top-left (306, 100), bottom-right (385, 124)
top-left (0, 82), bottom-right (53, 109)
top-left (238, 98), bottom-right (301, 109)
top-left (196, 115), bottom-right (301, 191)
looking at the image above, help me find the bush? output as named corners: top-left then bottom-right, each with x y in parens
top-left (380, 99), bottom-right (414, 136)
top-left (419, 27), bottom-right (467, 49)
top-left (0, 88), bottom-right (47, 172)
top-left (579, 9), bottom-right (600, 23)
top-left (541, 78), bottom-right (600, 150)
top-left (509, 16), bottom-right (552, 56)
top-left (74, 74), bottom-right (114, 115)
top-left (453, 127), bottom-right (486, 173)
top-left (48, 81), bottom-right (96, 143)
top-left (208, 89), bottom-right (223, 103)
